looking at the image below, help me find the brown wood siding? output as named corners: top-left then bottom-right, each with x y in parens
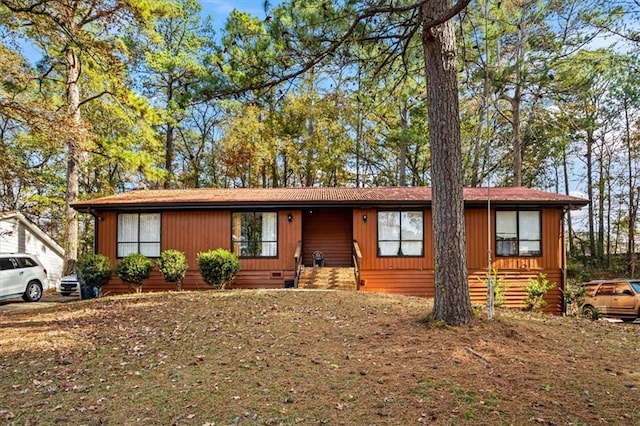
top-left (465, 208), bottom-right (491, 270)
top-left (360, 270), bottom-right (435, 298)
top-left (96, 212), bottom-right (117, 260)
top-left (360, 268), bottom-right (562, 313)
top-left (94, 206), bottom-right (565, 314)
top-left (97, 210), bottom-right (301, 293)
top-left (353, 208), bottom-right (433, 270)
top-left (102, 270), bottom-right (211, 295)
top-left (162, 210), bottom-right (231, 267)
top-left (468, 268), bottom-right (563, 313)
top-left (302, 208), bottom-right (352, 267)
top-left (232, 270), bottom-right (296, 289)
top-left (355, 207), bottom-right (565, 313)
top-left (465, 208), bottom-right (563, 271)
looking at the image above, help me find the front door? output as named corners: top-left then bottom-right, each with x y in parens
top-left (302, 208), bottom-right (353, 267)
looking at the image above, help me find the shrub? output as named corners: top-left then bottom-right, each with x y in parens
top-left (524, 273), bottom-right (555, 312)
top-left (479, 268), bottom-right (509, 308)
top-left (157, 249), bottom-right (189, 291)
top-left (75, 254), bottom-right (112, 293)
top-left (197, 249), bottom-right (240, 289)
top-left (562, 279), bottom-right (588, 316)
top-left (116, 253), bottom-right (153, 293)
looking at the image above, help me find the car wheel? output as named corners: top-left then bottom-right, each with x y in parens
top-left (23, 281), bottom-right (43, 302)
top-left (621, 318), bottom-right (636, 323)
top-left (582, 305), bottom-right (598, 320)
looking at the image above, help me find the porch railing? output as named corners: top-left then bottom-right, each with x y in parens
top-left (293, 240), bottom-right (303, 288)
top-left (353, 240), bottom-right (362, 290)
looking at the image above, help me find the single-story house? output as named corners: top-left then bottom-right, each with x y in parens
top-left (0, 211), bottom-right (65, 289)
top-left (72, 186), bottom-right (588, 313)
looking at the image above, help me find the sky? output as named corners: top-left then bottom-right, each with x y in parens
top-left (200, 0), bottom-right (279, 29)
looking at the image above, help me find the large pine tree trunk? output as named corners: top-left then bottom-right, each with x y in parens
top-left (562, 146), bottom-right (574, 254)
top-left (586, 128), bottom-right (596, 266)
top-left (164, 123), bottom-right (174, 189)
top-left (510, 88), bottom-right (522, 187)
top-left (597, 147), bottom-right (607, 265)
top-left (399, 104), bottom-right (408, 186)
top-left (164, 79), bottom-right (175, 189)
top-left (421, 0), bottom-right (472, 325)
top-left (624, 97), bottom-right (637, 276)
top-left (63, 47), bottom-right (80, 275)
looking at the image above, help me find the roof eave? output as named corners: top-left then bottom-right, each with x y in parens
top-left (73, 198), bottom-right (587, 212)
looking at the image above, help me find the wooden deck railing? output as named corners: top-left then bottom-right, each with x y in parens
top-left (293, 241), bottom-right (303, 288)
top-left (353, 240), bottom-right (362, 290)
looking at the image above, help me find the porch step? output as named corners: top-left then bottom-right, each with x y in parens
top-left (298, 267), bottom-right (357, 290)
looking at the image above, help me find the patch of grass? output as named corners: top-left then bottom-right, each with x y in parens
top-left (412, 378), bottom-right (435, 397)
top-left (1, 290), bottom-right (639, 425)
top-left (451, 387), bottom-right (479, 404)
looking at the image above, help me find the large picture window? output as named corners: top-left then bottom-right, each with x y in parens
top-left (232, 212), bottom-right (277, 257)
top-left (117, 213), bottom-right (161, 257)
top-left (377, 211), bottom-right (423, 257)
top-left (495, 210), bottom-right (541, 256)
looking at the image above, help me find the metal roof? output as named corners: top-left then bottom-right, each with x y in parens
top-left (72, 187), bottom-right (588, 212)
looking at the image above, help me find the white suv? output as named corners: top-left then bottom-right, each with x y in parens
top-left (0, 253), bottom-right (48, 302)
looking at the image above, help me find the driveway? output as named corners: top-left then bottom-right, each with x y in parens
top-left (0, 293), bottom-right (79, 313)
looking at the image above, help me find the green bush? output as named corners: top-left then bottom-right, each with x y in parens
top-left (197, 249), bottom-right (240, 289)
top-left (524, 273), bottom-right (555, 312)
top-left (116, 253), bottom-right (153, 293)
top-left (479, 268), bottom-right (509, 308)
top-left (157, 249), bottom-right (189, 291)
top-left (562, 279), bottom-right (588, 316)
top-left (75, 254), bottom-right (112, 292)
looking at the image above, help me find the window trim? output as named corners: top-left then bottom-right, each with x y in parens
top-left (494, 209), bottom-right (542, 257)
top-left (116, 213), bottom-right (162, 258)
top-left (376, 210), bottom-right (424, 258)
top-left (231, 211), bottom-right (279, 259)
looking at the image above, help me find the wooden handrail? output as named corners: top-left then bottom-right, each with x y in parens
top-left (294, 241), bottom-right (303, 288)
top-left (353, 240), bottom-right (362, 290)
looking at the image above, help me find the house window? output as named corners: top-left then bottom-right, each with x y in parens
top-left (377, 211), bottom-right (423, 257)
top-left (232, 212), bottom-right (277, 257)
top-left (117, 213), bottom-right (161, 257)
top-left (495, 210), bottom-right (541, 256)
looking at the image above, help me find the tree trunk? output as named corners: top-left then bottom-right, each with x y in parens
top-left (624, 96), bottom-right (637, 276)
top-left (586, 127), bottom-right (596, 266)
top-left (510, 12), bottom-right (526, 188)
top-left (165, 123), bottom-right (174, 189)
top-left (562, 145), bottom-right (574, 254)
top-left (511, 88), bottom-right (522, 187)
top-left (63, 47), bottom-right (81, 275)
top-left (421, 0), bottom-right (472, 325)
top-left (597, 144), bottom-right (607, 266)
top-left (399, 104), bottom-right (408, 186)
top-left (164, 79), bottom-right (175, 189)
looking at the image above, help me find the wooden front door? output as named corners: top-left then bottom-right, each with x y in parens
top-left (302, 208), bottom-right (353, 267)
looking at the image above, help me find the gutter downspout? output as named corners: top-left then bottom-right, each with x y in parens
top-left (561, 206), bottom-right (569, 316)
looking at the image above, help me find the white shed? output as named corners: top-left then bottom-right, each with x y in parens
top-left (0, 211), bottom-right (65, 290)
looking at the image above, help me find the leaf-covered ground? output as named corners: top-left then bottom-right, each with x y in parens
top-left (1, 290), bottom-right (639, 425)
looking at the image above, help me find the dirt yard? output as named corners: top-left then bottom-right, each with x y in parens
top-left (1, 290), bottom-right (639, 425)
